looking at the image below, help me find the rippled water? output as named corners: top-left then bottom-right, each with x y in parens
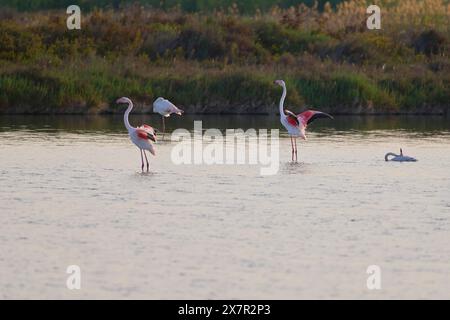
top-left (1, 115), bottom-right (449, 299)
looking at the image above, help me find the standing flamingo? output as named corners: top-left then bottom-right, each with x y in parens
top-left (274, 80), bottom-right (333, 162)
top-left (116, 97), bottom-right (157, 172)
top-left (153, 97), bottom-right (183, 139)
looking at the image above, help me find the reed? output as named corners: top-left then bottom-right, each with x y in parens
top-left (0, 1), bottom-right (449, 114)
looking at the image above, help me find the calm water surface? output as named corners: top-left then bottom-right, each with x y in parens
top-left (1, 115), bottom-right (449, 299)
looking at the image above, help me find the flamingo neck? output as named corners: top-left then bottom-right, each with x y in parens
top-left (385, 152), bottom-right (398, 161)
top-left (124, 101), bottom-right (133, 131)
top-left (279, 84), bottom-right (287, 118)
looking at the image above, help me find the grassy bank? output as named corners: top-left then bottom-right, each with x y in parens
top-left (0, 0), bottom-right (346, 13)
top-left (0, 0), bottom-right (449, 114)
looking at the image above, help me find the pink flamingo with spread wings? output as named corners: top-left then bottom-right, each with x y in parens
top-left (116, 97), bottom-right (157, 172)
top-left (274, 80), bottom-right (333, 162)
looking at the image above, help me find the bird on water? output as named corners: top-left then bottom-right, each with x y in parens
top-left (117, 97), bottom-right (157, 172)
top-left (274, 79), bottom-right (333, 162)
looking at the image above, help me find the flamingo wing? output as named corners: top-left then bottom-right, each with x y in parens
top-left (137, 124), bottom-right (157, 142)
top-left (284, 109), bottom-right (300, 127)
top-left (297, 110), bottom-right (333, 126)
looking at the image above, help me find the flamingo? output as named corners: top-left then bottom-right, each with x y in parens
top-left (153, 97), bottom-right (183, 139)
top-left (116, 97), bottom-right (157, 172)
top-left (274, 79), bottom-right (333, 162)
top-left (385, 149), bottom-right (417, 162)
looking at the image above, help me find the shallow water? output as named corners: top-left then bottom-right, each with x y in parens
top-left (1, 115), bottom-right (450, 299)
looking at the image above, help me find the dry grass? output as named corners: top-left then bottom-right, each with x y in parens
top-left (0, 0), bottom-right (449, 113)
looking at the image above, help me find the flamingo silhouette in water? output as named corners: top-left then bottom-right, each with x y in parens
top-left (116, 97), bottom-right (157, 172)
top-left (385, 149), bottom-right (417, 162)
top-left (153, 97), bottom-right (183, 139)
top-left (274, 80), bottom-right (333, 162)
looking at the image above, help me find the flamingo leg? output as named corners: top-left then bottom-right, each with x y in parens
top-left (290, 136), bottom-right (294, 162)
top-left (162, 116), bottom-right (165, 140)
top-left (143, 150), bottom-right (150, 172)
top-left (294, 137), bottom-right (298, 162)
top-left (140, 149), bottom-right (144, 172)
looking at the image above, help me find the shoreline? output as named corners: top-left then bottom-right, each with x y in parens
top-left (1, 3), bottom-right (449, 121)
top-left (1, 101), bottom-right (448, 117)
top-left (0, 107), bottom-right (448, 117)
top-left (0, 111), bottom-right (448, 116)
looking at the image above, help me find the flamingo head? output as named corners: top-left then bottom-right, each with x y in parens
top-left (274, 79), bottom-right (285, 87)
top-left (149, 132), bottom-right (157, 142)
top-left (174, 107), bottom-right (184, 116)
top-left (152, 128), bottom-right (159, 141)
top-left (116, 97), bottom-right (131, 104)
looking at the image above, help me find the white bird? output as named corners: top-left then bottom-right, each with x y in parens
top-left (274, 79), bottom-right (333, 162)
top-left (385, 149), bottom-right (417, 162)
top-left (153, 97), bottom-right (183, 139)
top-left (116, 97), bottom-right (157, 172)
